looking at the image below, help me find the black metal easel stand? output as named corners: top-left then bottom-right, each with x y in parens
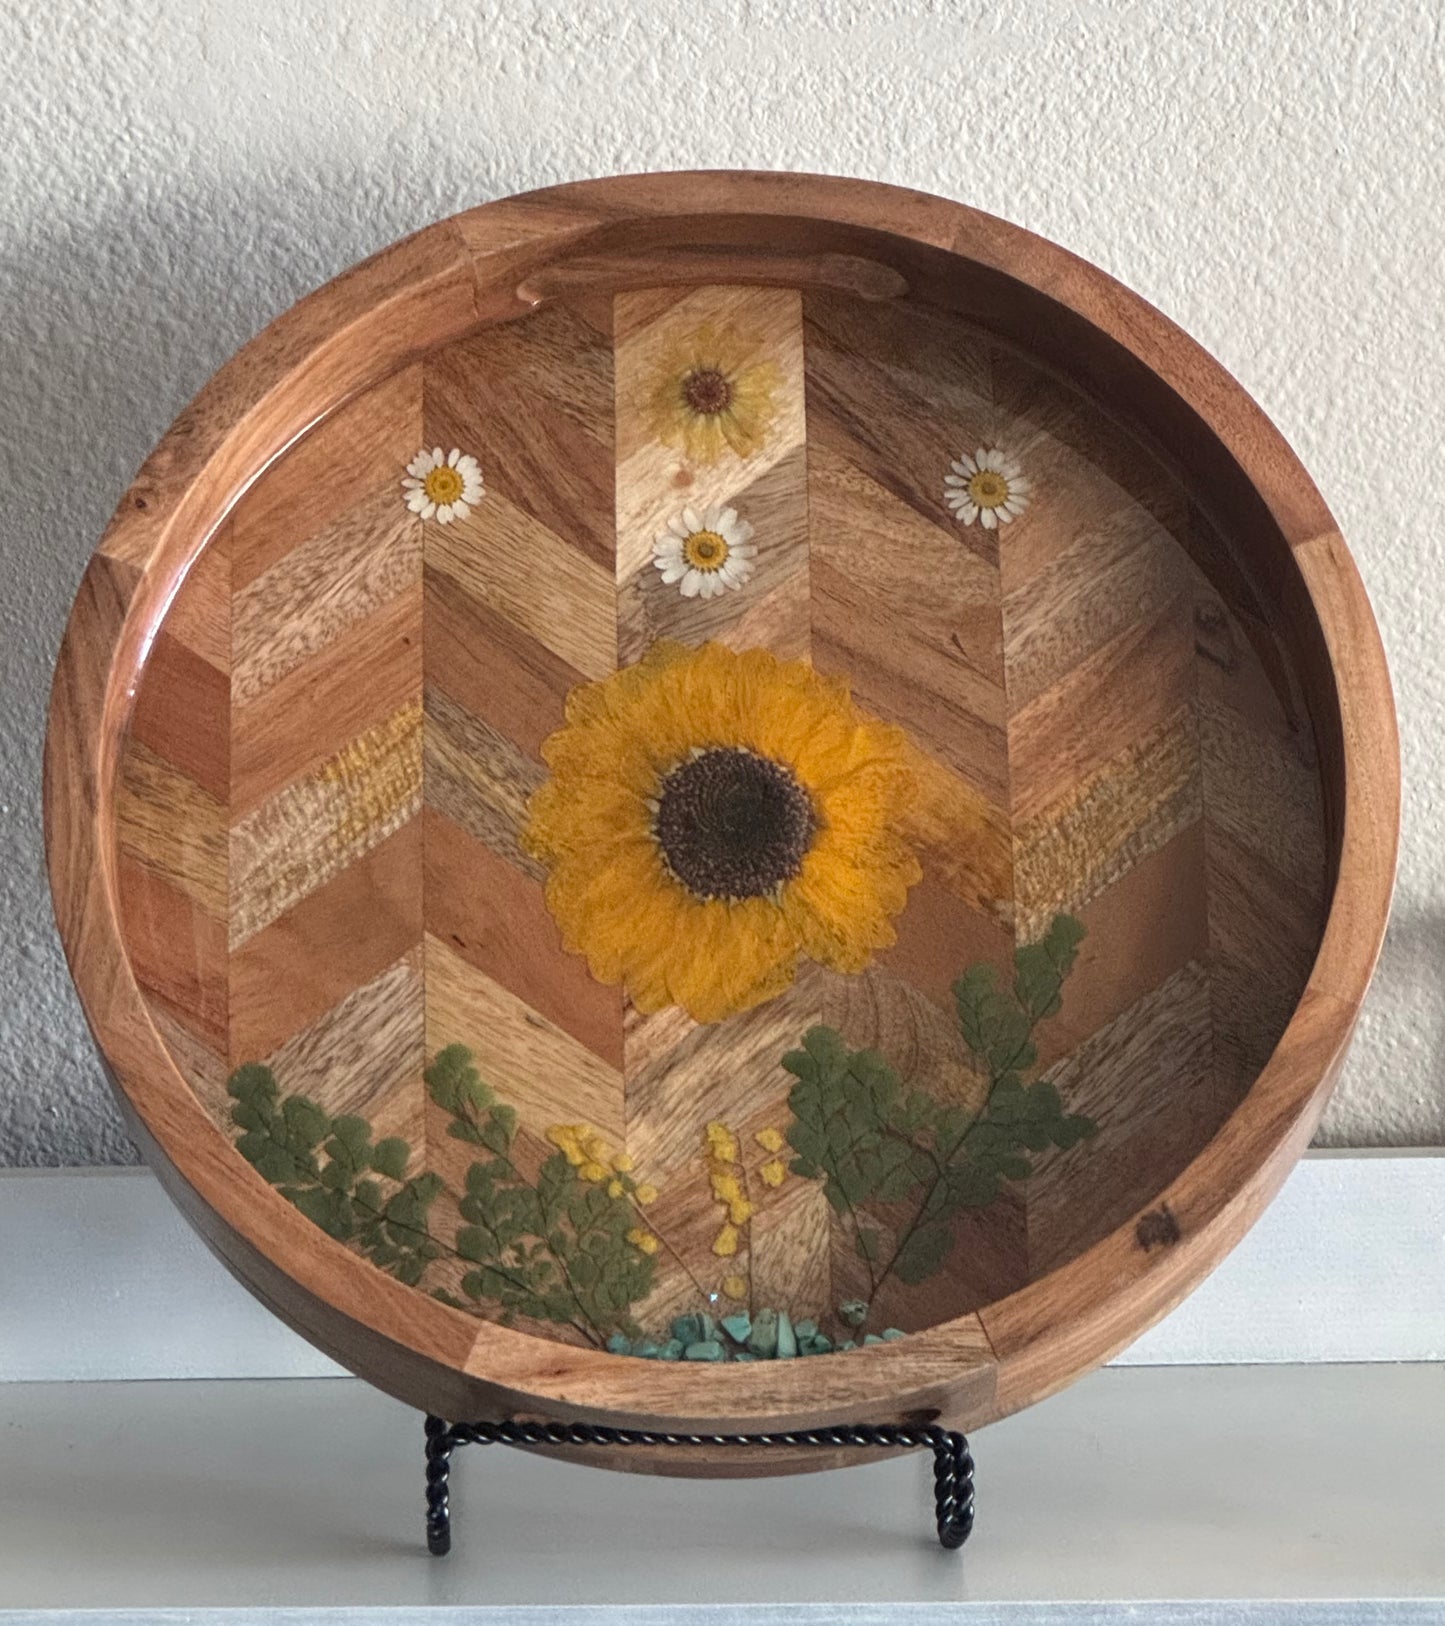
top-left (423, 1415), bottom-right (975, 1556)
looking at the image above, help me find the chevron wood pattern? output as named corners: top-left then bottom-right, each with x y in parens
top-left (113, 281), bottom-right (1331, 1352)
top-left (222, 357), bottom-right (427, 1192)
top-left (116, 526), bottom-right (231, 1069)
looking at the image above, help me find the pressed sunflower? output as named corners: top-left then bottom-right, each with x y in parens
top-left (522, 641), bottom-right (924, 1024)
top-left (646, 323), bottom-right (782, 465)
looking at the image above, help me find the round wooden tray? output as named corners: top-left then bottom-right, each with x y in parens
top-left (46, 172), bottom-right (1398, 1473)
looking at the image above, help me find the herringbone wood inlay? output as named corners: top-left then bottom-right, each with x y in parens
top-left (114, 283), bottom-right (1330, 1349)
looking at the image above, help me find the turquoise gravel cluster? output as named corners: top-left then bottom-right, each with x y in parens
top-left (606, 1308), bottom-right (907, 1361)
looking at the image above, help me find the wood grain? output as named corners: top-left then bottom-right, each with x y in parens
top-left (43, 174), bottom-right (1395, 1461)
top-left (229, 363), bottom-right (424, 593)
top-left (262, 948), bottom-right (425, 1157)
top-left (116, 854), bottom-right (228, 1053)
top-left (422, 685), bottom-right (545, 880)
top-left (230, 587), bottom-right (422, 817)
top-left (116, 739), bottom-right (227, 918)
top-left (806, 301), bottom-right (1009, 807)
top-left (1012, 704), bottom-right (1203, 941)
top-left (423, 805), bottom-right (625, 1072)
top-left (1026, 960), bottom-right (1231, 1277)
top-left (423, 566), bottom-right (582, 763)
top-left (1006, 593), bottom-right (1198, 825)
top-left (425, 931), bottom-right (626, 1147)
top-left (623, 971), bottom-right (823, 1179)
top-left (229, 701), bottom-right (422, 948)
top-left (424, 304), bottom-right (614, 573)
top-left (228, 819), bottom-right (422, 1064)
top-left (128, 628), bottom-right (230, 801)
top-left (231, 488), bottom-right (421, 705)
top-left (425, 489), bottom-right (616, 683)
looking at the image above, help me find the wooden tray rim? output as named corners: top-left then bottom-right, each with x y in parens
top-left (44, 170), bottom-right (1400, 1434)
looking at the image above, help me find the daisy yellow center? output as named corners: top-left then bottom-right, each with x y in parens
top-left (680, 366), bottom-right (733, 417)
top-left (652, 746), bottom-right (816, 903)
top-left (423, 465), bottom-right (464, 505)
top-left (682, 529), bottom-right (730, 572)
top-left (967, 469), bottom-right (1010, 509)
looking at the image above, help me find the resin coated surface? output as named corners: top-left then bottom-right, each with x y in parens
top-left (113, 282), bottom-right (1328, 1360)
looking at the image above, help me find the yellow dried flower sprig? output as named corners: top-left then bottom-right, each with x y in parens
top-left (703, 1118), bottom-right (797, 1289)
top-left (546, 1122), bottom-right (663, 1257)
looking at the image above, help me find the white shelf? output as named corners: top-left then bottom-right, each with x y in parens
top-left (4, 1152), bottom-right (1444, 1385)
top-left (3, 1158), bottom-right (1443, 1618)
top-left (1, 1364), bottom-right (1443, 1620)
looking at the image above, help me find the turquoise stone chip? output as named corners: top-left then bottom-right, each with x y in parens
top-left (775, 1310), bottom-right (798, 1359)
top-left (720, 1313), bottom-right (752, 1344)
top-left (671, 1314), bottom-right (704, 1346)
top-left (683, 1340), bottom-right (725, 1361)
top-left (747, 1308), bottom-right (779, 1358)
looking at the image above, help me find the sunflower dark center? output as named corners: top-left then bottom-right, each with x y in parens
top-left (653, 747), bottom-right (815, 902)
top-left (681, 366), bottom-right (732, 416)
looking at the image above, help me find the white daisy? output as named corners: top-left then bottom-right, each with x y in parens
top-left (402, 446), bottom-right (484, 524)
top-left (944, 447), bottom-right (1031, 530)
top-left (652, 504), bottom-right (756, 599)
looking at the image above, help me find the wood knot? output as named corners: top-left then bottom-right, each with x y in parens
top-left (1135, 1204), bottom-right (1181, 1251)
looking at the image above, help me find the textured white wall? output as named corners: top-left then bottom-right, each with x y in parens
top-left (2, 2), bottom-right (1440, 1164)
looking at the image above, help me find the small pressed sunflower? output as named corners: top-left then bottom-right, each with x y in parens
top-left (721, 1274), bottom-right (748, 1302)
top-left (646, 323), bottom-right (781, 464)
top-left (944, 447), bottom-right (1030, 530)
top-left (713, 1223), bottom-right (740, 1257)
top-left (653, 505), bottom-right (756, 599)
top-left (402, 446), bottom-right (484, 524)
top-left (626, 1227), bottom-right (660, 1256)
top-left (523, 641), bottom-right (923, 1024)
top-left (759, 1158), bottom-right (788, 1188)
top-left (754, 1126), bottom-right (784, 1153)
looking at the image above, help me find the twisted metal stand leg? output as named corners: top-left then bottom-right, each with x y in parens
top-left (424, 1414), bottom-right (456, 1556)
top-left (423, 1416), bottom-right (974, 1556)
